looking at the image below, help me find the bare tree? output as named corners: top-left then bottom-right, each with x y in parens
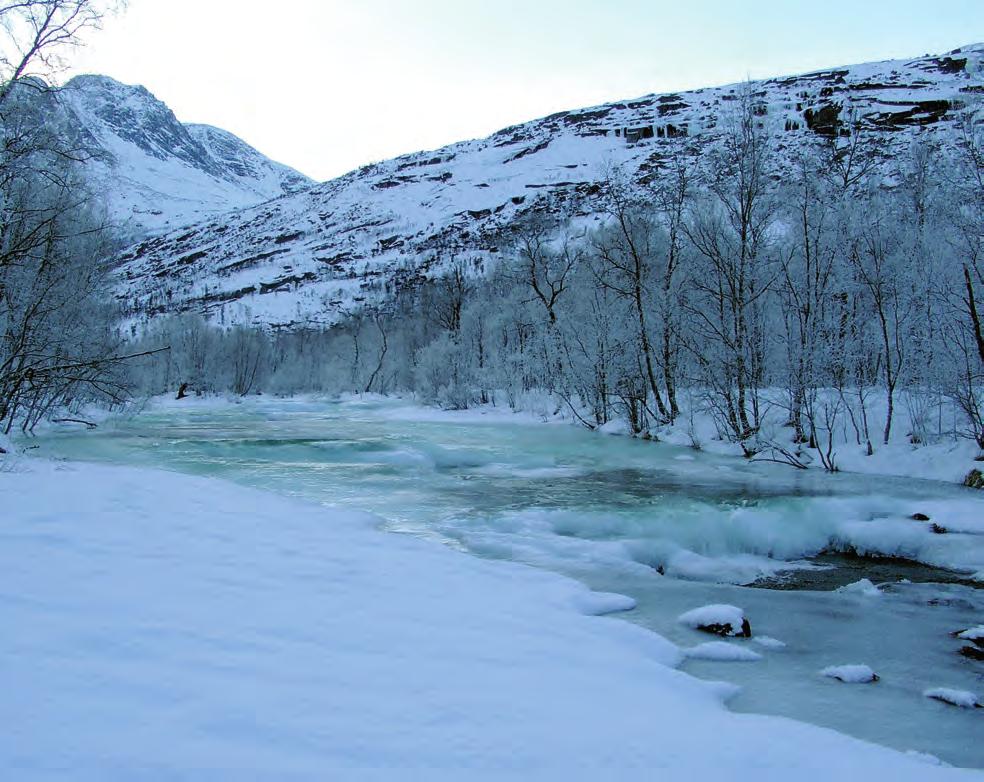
top-left (777, 148), bottom-right (839, 446)
top-left (434, 257), bottom-right (471, 334)
top-left (0, 0), bottom-right (129, 432)
top-left (648, 149), bottom-right (694, 420)
top-left (590, 179), bottom-right (669, 423)
top-left (847, 197), bottom-right (911, 446)
top-left (685, 84), bottom-right (778, 449)
top-left (0, 1), bottom-right (119, 106)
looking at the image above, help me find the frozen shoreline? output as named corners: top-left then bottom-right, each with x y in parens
top-left (33, 393), bottom-right (984, 581)
top-left (2, 454), bottom-right (981, 779)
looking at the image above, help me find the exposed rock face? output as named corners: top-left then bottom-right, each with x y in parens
top-left (803, 103), bottom-right (843, 136)
top-left (106, 44), bottom-right (984, 330)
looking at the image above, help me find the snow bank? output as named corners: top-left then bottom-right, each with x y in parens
top-left (678, 604), bottom-right (750, 637)
top-left (956, 626), bottom-right (984, 643)
top-left (752, 636), bottom-right (787, 650)
top-left (924, 688), bottom-right (981, 709)
top-left (685, 641), bottom-right (763, 662)
top-left (836, 579), bottom-right (883, 598)
top-left (821, 665), bottom-right (880, 684)
top-left (2, 459), bottom-right (979, 779)
top-left (906, 750), bottom-right (950, 767)
top-left (570, 590), bottom-right (637, 616)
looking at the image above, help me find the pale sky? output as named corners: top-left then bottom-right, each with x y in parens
top-left (66, 0), bottom-right (983, 181)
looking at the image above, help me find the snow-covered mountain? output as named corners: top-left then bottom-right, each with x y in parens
top-left (58, 75), bottom-right (311, 237)
top-left (113, 45), bottom-right (984, 330)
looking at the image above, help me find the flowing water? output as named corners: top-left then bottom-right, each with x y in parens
top-left (31, 396), bottom-right (984, 768)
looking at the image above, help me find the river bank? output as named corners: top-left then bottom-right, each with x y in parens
top-left (3, 454), bottom-right (981, 779)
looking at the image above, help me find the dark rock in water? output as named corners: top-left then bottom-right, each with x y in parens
top-left (696, 618), bottom-right (752, 638)
top-left (951, 629), bottom-right (984, 649)
top-left (959, 645), bottom-right (984, 661)
top-left (911, 513), bottom-right (931, 521)
top-left (963, 468), bottom-right (984, 489)
top-left (750, 552), bottom-right (982, 592)
top-left (928, 596), bottom-right (979, 609)
top-left (821, 664), bottom-right (880, 683)
top-left (931, 523), bottom-right (948, 535)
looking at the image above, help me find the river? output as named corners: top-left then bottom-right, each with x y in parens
top-left (31, 396), bottom-right (984, 768)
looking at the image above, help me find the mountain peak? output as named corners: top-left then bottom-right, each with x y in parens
top-left (57, 74), bottom-right (312, 237)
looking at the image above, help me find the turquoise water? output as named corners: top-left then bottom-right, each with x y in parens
top-left (32, 396), bottom-right (984, 768)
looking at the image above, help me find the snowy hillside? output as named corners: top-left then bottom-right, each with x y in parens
top-left (59, 75), bottom-right (312, 237)
top-left (112, 44), bottom-right (984, 330)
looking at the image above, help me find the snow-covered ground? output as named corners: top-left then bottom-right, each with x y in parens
top-left (2, 455), bottom-right (980, 779)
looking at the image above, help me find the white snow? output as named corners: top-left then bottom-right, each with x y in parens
top-left (924, 688), bottom-right (982, 709)
top-left (1, 457), bottom-right (976, 779)
top-left (678, 604), bottom-right (748, 635)
top-left (684, 641), bottom-right (763, 662)
top-left (821, 665), bottom-right (880, 684)
top-left (906, 750), bottom-right (950, 767)
top-left (752, 636), bottom-right (788, 650)
top-left (957, 626), bottom-right (984, 642)
top-left (836, 579), bottom-right (883, 598)
top-left (570, 590), bottom-right (638, 616)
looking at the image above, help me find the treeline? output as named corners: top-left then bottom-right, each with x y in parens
top-left (126, 90), bottom-right (984, 471)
